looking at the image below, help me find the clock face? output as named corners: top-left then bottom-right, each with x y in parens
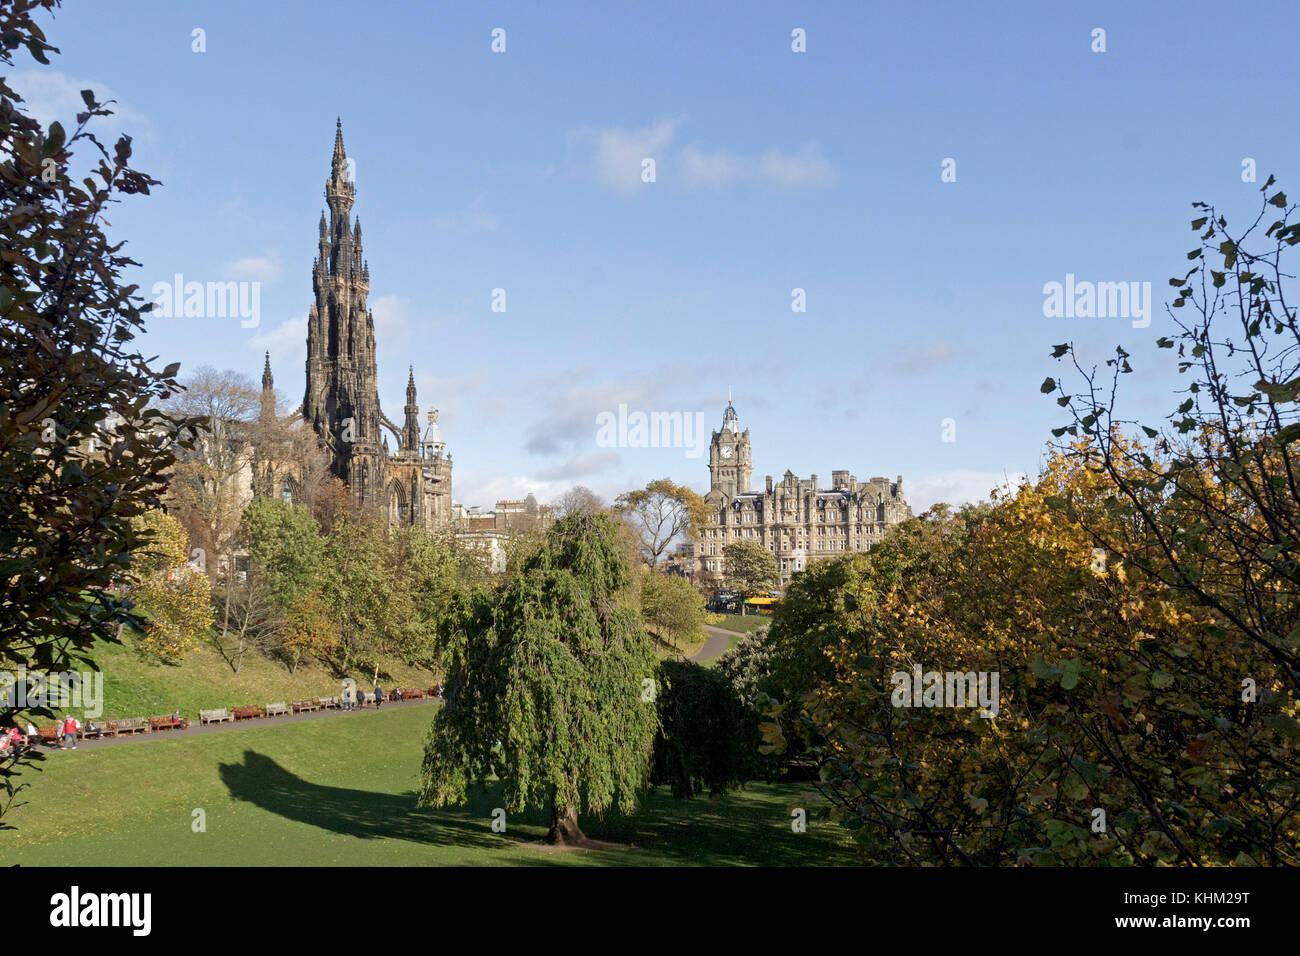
top-left (720, 445), bottom-right (734, 459)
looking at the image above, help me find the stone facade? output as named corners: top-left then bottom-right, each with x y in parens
top-left (271, 120), bottom-right (452, 531)
top-left (698, 401), bottom-right (912, 585)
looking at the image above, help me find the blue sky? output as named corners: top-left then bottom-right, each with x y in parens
top-left (11, 0), bottom-right (1300, 510)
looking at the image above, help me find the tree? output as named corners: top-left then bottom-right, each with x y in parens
top-left (211, 569), bottom-right (282, 673)
top-left (163, 366), bottom-right (260, 584)
top-left (279, 589), bottom-right (334, 674)
top-left (240, 497), bottom-right (325, 609)
top-left (1, 0), bottom-right (180, 807)
top-left (418, 512), bottom-right (659, 844)
top-left (613, 478), bottom-right (707, 568)
top-left (553, 485), bottom-right (605, 518)
top-left (640, 570), bottom-right (707, 652)
top-left (714, 624), bottom-right (783, 782)
top-left (762, 449), bottom-right (1299, 866)
top-left (1043, 177), bottom-right (1300, 690)
top-left (652, 660), bottom-right (747, 798)
top-left (125, 510), bottom-right (213, 663)
top-left (318, 511), bottom-right (399, 674)
top-left (722, 540), bottom-right (778, 614)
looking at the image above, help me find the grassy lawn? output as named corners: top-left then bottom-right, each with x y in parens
top-left (42, 633), bottom-right (438, 724)
top-left (710, 614), bottom-right (771, 635)
top-left (2, 704), bottom-right (855, 866)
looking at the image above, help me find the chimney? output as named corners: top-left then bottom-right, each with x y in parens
top-left (766, 475), bottom-right (773, 494)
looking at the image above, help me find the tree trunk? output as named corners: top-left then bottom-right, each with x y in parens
top-left (547, 798), bottom-right (587, 846)
top-left (220, 552), bottom-right (234, 640)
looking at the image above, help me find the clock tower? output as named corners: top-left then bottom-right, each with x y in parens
top-left (708, 399), bottom-right (752, 497)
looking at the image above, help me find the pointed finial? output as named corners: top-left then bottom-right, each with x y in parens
top-left (332, 118), bottom-right (346, 163)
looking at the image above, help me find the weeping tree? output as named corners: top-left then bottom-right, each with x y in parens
top-left (418, 512), bottom-right (659, 844)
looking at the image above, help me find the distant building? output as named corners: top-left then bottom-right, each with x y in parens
top-left (453, 494), bottom-right (553, 573)
top-left (698, 401), bottom-right (912, 585)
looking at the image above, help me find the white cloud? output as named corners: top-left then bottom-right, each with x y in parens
top-left (680, 142), bottom-right (836, 190)
top-left (6, 69), bottom-right (149, 136)
top-left (677, 145), bottom-right (746, 189)
top-left (905, 470), bottom-right (1029, 512)
top-left (434, 193), bottom-right (499, 232)
top-left (371, 294), bottom-right (407, 340)
top-left (573, 118), bottom-right (835, 192)
top-left (534, 451), bottom-right (621, 482)
top-left (755, 143), bottom-right (836, 188)
top-left (249, 314), bottom-right (307, 371)
top-left (453, 471), bottom-right (574, 512)
top-left (574, 117), bottom-right (682, 194)
top-left (226, 256), bottom-right (282, 284)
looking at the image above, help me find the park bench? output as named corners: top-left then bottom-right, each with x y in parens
top-left (265, 702), bottom-right (289, 717)
top-left (318, 695), bottom-right (340, 709)
top-left (113, 717), bottom-right (148, 735)
top-left (400, 688), bottom-right (425, 700)
top-left (426, 686), bottom-right (440, 698)
top-left (291, 699), bottom-right (320, 714)
top-left (200, 708), bottom-right (234, 725)
top-left (149, 715), bottom-right (188, 731)
top-left (232, 705), bottom-right (263, 721)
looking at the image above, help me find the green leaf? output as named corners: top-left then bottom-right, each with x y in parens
top-left (1256, 377), bottom-right (1300, 404)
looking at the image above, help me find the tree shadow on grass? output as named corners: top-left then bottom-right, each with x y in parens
top-left (218, 750), bottom-right (549, 858)
top-left (579, 785), bottom-right (861, 867)
top-left (217, 751), bottom-right (849, 866)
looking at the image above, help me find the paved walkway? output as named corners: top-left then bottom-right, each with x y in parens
top-left (39, 696), bottom-right (440, 753)
top-left (689, 625), bottom-right (735, 663)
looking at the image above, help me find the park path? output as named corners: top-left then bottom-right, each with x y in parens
top-left (40, 695), bottom-right (440, 753)
top-left (689, 625), bottom-right (734, 663)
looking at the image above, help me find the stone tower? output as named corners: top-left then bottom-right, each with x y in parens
top-left (402, 366), bottom-right (420, 454)
top-left (303, 119), bottom-right (387, 506)
top-left (708, 399), bottom-right (752, 497)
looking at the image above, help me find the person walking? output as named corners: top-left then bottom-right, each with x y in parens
top-left (341, 685), bottom-right (351, 712)
top-left (373, 682), bottom-right (383, 709)
top-left (60, 714), bottom-right (79, 750)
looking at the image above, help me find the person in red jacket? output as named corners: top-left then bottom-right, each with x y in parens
top-left (60, 714), bottom-right (79, 750)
